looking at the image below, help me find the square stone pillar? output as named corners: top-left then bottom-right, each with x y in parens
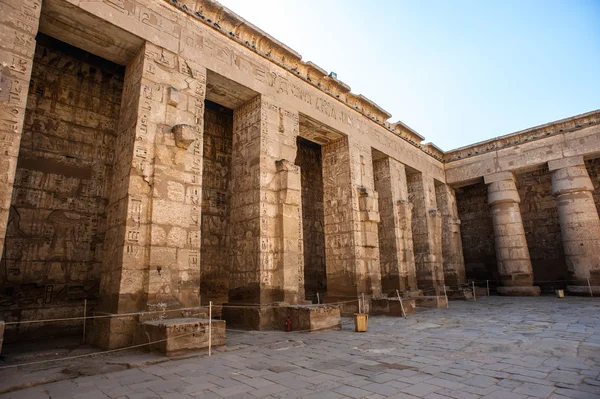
top-left (549, 155), bottom-right (600, 295)
top-left (408, 172), bottom-right (445, 294)
top-left (323, 137), bottom-right (382, 299)
top-left (92, 43), bottom-right (207, 349)
top-left (436, 184), bottom-right (467, 286)
top-left (484, 171), bottom-right (540, 296)
top-left (373, 156), bottom-right (418, 295)
top-left (276, 159), bottom-right (304, 304)
top-left (228, 96), bottom-right (303, 305)
top-left (0, 0), bottom-right (42, 263)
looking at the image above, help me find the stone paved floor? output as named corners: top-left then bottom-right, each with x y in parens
top-left (1, 296), bottom-right (599, 399)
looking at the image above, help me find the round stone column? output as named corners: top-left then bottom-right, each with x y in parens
top-left (549, 156), bottom-right (600, 295)
top-left (484, 172), bottom-right (540, 296)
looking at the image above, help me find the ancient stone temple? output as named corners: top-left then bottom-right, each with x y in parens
top-left (0, 0), bottom-right (599, 349)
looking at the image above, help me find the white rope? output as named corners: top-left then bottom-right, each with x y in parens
top-left (4, 305), bottom-right (211, 326)
top-left (0, 329), bottom-right (201, 370)
top-left (3, 300), bottom-right (358, 326)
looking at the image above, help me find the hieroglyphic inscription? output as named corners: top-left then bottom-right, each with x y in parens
top-left (200, 101), bottom-right (232, 304)
top-left (1, 35), bottom-right (124, 309)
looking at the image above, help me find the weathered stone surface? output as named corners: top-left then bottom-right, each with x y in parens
top-left (323, 137), bottom-right (382, 298)
top-left (373, 155), bottom-right (418, 295)
top-left (1, 0), bottom-right (600, 346)
top-left (295, 137), bottom-right (326, 300)
top-left (172, 124), bottom-right (196, 149)
top-left (138, 317), bottom-right (225, 356)
top-left (200, 101), bottom-right (232, 305)
top-left (415, 296), bottom-right (449, 308)
top-left (436, 184), bottom-right (466, 286)
top-left (1, 33), bottom-right (124, 338)
top-left (222, 303), bottom-right (340, 331)
top-left (408, 172), bottom-right (445, 294)
top-left (370, 297), bottom-right (417, 316)
top-left (485, 172), bottom-right (540, 296)
top-left (550, 156), bottom-right (600, 293)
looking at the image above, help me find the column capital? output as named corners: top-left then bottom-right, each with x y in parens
top-left (548, 155), bottom-right (584, 172)
top-left (484, 171), bottom-right (515, 185)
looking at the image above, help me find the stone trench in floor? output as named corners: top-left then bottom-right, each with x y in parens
top-left (0, 296), bottom-right (599, 399)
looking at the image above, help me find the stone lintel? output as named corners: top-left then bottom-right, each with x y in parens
top-left (548, 155), bottom-right (585, 172)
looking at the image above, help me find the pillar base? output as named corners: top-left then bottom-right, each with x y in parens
top-left (87, 307), bottom-right (209, 350)
top-left (87, 314), bottom-right (138, 350)
top-left (323, 296), bottom-right (360, 316)
top-left (370, 298), bottom-right (417, 316)
top-left (497, 286), bottom-right (541, 296)
top-left (222, 303), bottom-right (341, 331)
top-left (401, 289), bottom-right (424, 298)
top-left (415, 296), bottom-right (449, 308)
top-left (446, 287), bottom-right (474, 300)
top-left (138, 318), bottom-right (226, 356)
top-left (566, 285), bottom-right (600, 297)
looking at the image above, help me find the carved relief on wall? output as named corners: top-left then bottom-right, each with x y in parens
top-left (200, 101), bottom-right (233, 304)
top-left (0, 35), bottom-right (123, 309)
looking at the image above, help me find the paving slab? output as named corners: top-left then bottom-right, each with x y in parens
top-left (0, 297), bottom-right (599, 398)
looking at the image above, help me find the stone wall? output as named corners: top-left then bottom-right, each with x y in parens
top-left (516, 168), bottom-right (567, 286)
top-left (295, 137), bottom-right (326, 300)
top-left (200, 101), bottom-right (233, 305)
top-left (407, 172), bottom-right (444, 293)
top-left (0, 34), bottom-right (123, 336)
top-left (456, 182), bottom-right (497, 282)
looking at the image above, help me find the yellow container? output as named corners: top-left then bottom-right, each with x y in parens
top-left (556, 289), bottom-right (564, 298)
top-left (354, 313), bottom-right (368, 332)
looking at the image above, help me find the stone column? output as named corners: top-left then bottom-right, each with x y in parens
top-left (0, 0), bottom-right (42, 263)
top-left (408, 173), bottom-right (445, 294)
top-left (228, 96), bottom-right (303, 305)
top-left (436, 184), bottom-right (466, 286)
top-left (323, 137), bottom-right (382, 299)
top-left (276, 159), bottom-right (304, 304)
top-left (484, 171), bottom-right (540, 295)
top-left (373, 156), bottom-right (417, 295)
top-left (549, 156), bottom-right (600, 295)
top-left (92, 43), bottom-right (207, 348)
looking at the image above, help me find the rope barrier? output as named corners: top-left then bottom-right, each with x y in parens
top-left (0, 329), bottom-right (201, 370)
top-left (0, 314), bottom-right (358, 370)
top-left (3, 280), bottom-right (595, 327)
top-left (4, 305), bottom-right (211, 326)
top-left (2, 300), bottom-right (360, 326)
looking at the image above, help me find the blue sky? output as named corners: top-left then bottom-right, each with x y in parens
top-left (218, 0), bottom-right (600, 151)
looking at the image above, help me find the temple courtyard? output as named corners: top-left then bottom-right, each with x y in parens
top-left (0, 296), bottom-right (598, 399)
